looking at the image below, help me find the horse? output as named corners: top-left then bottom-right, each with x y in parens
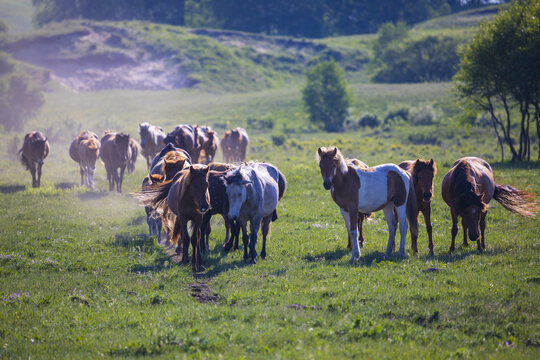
top-left (137, 165), bottom-right (210, 271)
top-left (399, 159), bottom-right (437, 256)
top-left (164, 125), bottom-right (198, 162)
top-left (195, 126), bottom-right (219, 164)
top-left (69, 130), bottom-right (100, 189)
top-left (223, 162), bottom-right (286, 263)
top-left (141, 175), bottom-right (162, 240)
top-left (317, 147), bottom-right (418, 262)
top-left (199, 162), bottom-right (240, 253)
top-left (441, 156), bottom-right (537, 252)
top-left (221, 128), bottom-right (249, 163)
top-left (127, 138), bottom-right (139, 174)
top-left (345, 158), bottom-right (371, 250)
top-left (100, 131), bottom-right (131, 192)
top-left (18, 131), bottom-right (50, 188)
top-left (139, 122), bottom-right (166, 169)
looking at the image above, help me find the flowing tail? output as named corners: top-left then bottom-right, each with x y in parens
top-left (493, 184), bottom-right (537, 218)
top-left (134, 179), bottom-right (173, 215)
top-left (272, 170), bottom-right (287, 222)
top-left (406, 178), bottom-right (419, 239)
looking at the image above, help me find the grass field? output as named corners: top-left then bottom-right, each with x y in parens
top-left (0, 80), bottom-right (539, 359)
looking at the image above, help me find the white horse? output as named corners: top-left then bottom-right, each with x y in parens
top-left (223, 162), bottom-right (286, 263)
top-left (317, 147), bottom-right (418, 262)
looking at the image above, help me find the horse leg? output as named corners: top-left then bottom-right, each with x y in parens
top-left (358, 213), bottom-right (365, 248)
top-left (479, 211), bottom-right (487, 251)
top-left (200, 212), bottom-right (210, 253)
top-left (117, 165), bottom-right (126, 193)
top-left (461, 216), bottom-right (468, 247)
top-left (233, 220), bottom-right (240, 251)
top-left (222, 215), bottom-right (234, 253)
top-left (79, 163), bottom-right (85, 186)
top-left (410, 208), bottom-right (419, 255)
top-left (395, 205), bottom-right (408, 257)
top-left (422, 206), bottom-right (434, 256)
top-left (240, 220), bottom-right (249, 262)
top-left (248, 216), bottom-right (262, 263)
top-left (29, 163), bottom-right (37, 188)
top-left (260, 216), bottom-right (272, 260)
top-left (449, 209), bottom-right (458, 252)
top-left (179, 218), bottom-right (190, 264)
top-left (37, 162), bottom-right (43, 188)
top-left (105, 165), bottom-right (114, 191)
top-left (383, 205), bottom-right (398, 258)
top-left (89, 166), bottom-right (95, 189)
top-left (339, 208), bottom-right (352, 250)
top-left (191, 218), bottom-right (203, 272)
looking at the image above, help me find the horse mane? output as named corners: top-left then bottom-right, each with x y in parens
top-left (412, 159), bottom-right (437, 184)
top-left (316, 147), bottom-right (348, 175)
top-left (451, 161), bottom-right (487, 213)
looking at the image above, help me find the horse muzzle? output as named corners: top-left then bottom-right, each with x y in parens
top-left (423, 192), bottom-right (432, 202)
top-left (323, 180), bottom-right (332, 190)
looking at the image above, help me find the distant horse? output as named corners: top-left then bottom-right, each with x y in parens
top-left (199, 162), bottom-right (240, 253)
top-left (138, 165), bottom-right (210, 271)
top-left (399, 159), bottom-right (437, 256)
top-left (139, 122), bottom-right (166, 168)
top-left (100, 131), bottom-right (131, 192)
top-left (441, 157), bottom-right (537, 252)
top-left (149, 143), bottom-right (192, 171)
top-left (69, 130), bottom-right (100, 189)
top-left (164, 125), bottom-right (198, 162)
top-left (195, 126), bottom-right (219, 164)
top-left (223, 162), bottom-right (286, 263)
top-left (141, 175), bottom-right (162, 240)
top-left (317, 147), bottom-right (418, 262)
top-left (127, 138), bottom-right (140, 174)
top-left (18, 131), bottom-right (50, 188)
top-left (222, 128), bottom-right (249, 163)
top-left (149, 148), bottom-right (191, 183)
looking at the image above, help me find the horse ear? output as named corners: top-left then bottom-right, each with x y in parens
top-left (330, 147), bottom-right (337, 157)
top-left (429, 159), bottom-right (434, 167)
top-left (317, 147), bottom-right (323, 157)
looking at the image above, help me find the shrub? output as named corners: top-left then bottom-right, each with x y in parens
top-left (302, 61), bottom-right (351, 132)
top-left (358, 113), bottom-right (379, 128)
top-left (409, 105), bottom-right (437, 125)
top-left (247, 115), bottom-right (275, 130)
top-left (384, 107), bottom-right (409, 124)
top-left (271, 133), bottom-right (286, 146)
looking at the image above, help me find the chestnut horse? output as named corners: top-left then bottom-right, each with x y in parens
top-left (139, 122), bottom-right (166, 168)
top-left (164, 125), bottom-right (198, 162)
top-left (100, 131), bottom-right (131, 192)
top-left (127, 138), bottom-right (139, 174)
top-left (18, 131), bottom-right (50, 188)
top-left (399, 159), bottom-right (437, 256)
top-left (137, 165), bottom-right (210, 271)
top-left (69, 130), bottom-right (100, 188)
top-left (317, 147), bottom-right (418, 262)
top-left (442, 157), bottom-right (537, 252)
top-left (195, 126), bottom-right (219, 164)
top-left (221, 128), bottom-right (249, 163)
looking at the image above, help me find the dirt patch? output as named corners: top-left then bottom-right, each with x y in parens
top-left (188, 281), bottom-right (220, 304)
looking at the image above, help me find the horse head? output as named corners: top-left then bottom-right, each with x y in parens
top-left (317, 147), bottom-right (347, 190)
top-left (413, 158), bottom-right (437, 203)
top-left (223, 167), bottom-right (253, 220)
top-left (114, 133), bottom-right (131, 163)
top-left (139, 123), bottom-right (150, 149)
top-left (188, 165), bottom-right (210, 214)
top-left (164, 151), bottom-right (188, 180)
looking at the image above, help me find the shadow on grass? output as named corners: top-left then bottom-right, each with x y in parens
top-left (55, 182), bottom-right (78, 190)
top-left (490, 160), bottom-right (540, 171)
top-left (0, 184), bottom-right (26, 194)
top-left (77, 191), bottom-right (109, 201)
top-left (112, 233), bottom-right (172, 274)
top-left (112, 232), bottom-right (155, 249)
top-left (423, 246), bottom-right (506, 263)
top-left (304, 247), bottom-right (407, 267)
top-left (200, 242), bottom-right (251, 278)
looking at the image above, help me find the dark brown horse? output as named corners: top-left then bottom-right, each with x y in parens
top-left (195, 126), bottom-right (219, 164)
top-left (221, 128), bottom-right (249, 163)
top-left (100, 131), bottom-right (131, 192)
top-left (69, 130), bottom-right (100, 188)
top-left (164, 125), bottom-right (198, 162)
top-left (139, 122), bottom-right (165, 168)
top-left (138, 165), bottom-right (210, 271)
top-left (149, 149), bottom-right (191, 183)
top-left (127, 138), bottom-right (139, 174)
top-left (18, 131), bottom-right (50, 188)
top-left (441, 157), bottom-right (537, 252)
top-left (399, 159), bottom-right (437, 256)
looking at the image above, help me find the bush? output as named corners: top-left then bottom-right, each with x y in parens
top-left (247, 115), bottom-right (275, 130)
top-left (302, 61), bottom-right (351, 132)
top-left (384, 107), bottom-right (409, 124)
top-left (271, 133), bottom-right (286, 146)
top-left (409, 105), bottom-right (437, 125)
top-left (358, 113), bottom-right (379, 128)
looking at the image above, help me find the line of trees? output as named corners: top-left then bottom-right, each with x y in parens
top-left (31, 0), bottom-right (497, 38)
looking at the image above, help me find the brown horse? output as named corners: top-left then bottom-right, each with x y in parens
top-left (221, 128), bottom-right (249, 163)
top-left (317, 147), bottom-right (418, 261)
top-left (441, 156), bottom-right (537, 252)
top-left (195, 126), bottom-right (219, 164)
top-left (127, 138), bottom-right (139, 174)
top-left (139, 122), bottom-right (166, 168)
top-left (164, 125), bottom-right (198, 162)
top-left (149, 149), bottom-right (191, 183)
top-left (346, 158), bottom-right (370, 250)
top-left (100, 131), bottom-right (131, 192)
top-left (69, 130), bottom-right (100, 188)
top-left (138, 165), bottom-right (210, 271)
top-left (19, 131), bottom-right (50, 188)
top-left (399, 159), bottom-right (437, 256)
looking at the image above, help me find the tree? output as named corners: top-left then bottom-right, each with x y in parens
top-left (454, 0), bottom-right (540, 161)
top-left (302, 61), bottom-right (351, 132)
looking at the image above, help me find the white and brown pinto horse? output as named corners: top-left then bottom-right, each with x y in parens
top-left (139, 122), bottom-right (166, 168)
top-left (100, 131), bottom-right (131, 192)
top-left (69, 130), bottom-right (100, 188)
top-left (399, 159), bottom-right (437, 255)
top-left (18, 131), bottom-right (50, 188)
top-left (317, 147), bottom-right (418, 262)
top-left (223, 162), bottom-right (286, 263)
top-left (442, 157), bottom-right (536, 252)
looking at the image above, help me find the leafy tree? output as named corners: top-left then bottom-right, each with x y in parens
top-left (454, 0), bottom-right (540, 161)
top-left (302, 61), bottom-right (351, 132)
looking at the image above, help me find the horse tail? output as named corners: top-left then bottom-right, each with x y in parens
top-left (406, 177), bottom-right (419, 238)
top-left (18, 146), bottom-right (30, 170)
top-left (135, 179), bottom-right (174, 214)
top-left (277, 170), bottom-right (287, 201)
top-left (493, 184), bottom-right (537, 218)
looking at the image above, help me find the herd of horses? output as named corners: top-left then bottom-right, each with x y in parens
top-left (16, 127), bottom-right (537, 271)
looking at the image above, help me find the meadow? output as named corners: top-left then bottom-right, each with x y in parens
top-left (0, 79), bottom-right (539, 359)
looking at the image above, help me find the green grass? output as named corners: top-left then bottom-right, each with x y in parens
top-left (1, 81), bottom-right (539, 358)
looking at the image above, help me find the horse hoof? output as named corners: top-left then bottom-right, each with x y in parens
top-left (349, 256), bottom-right (359, 264)
top-left (260, 253), bottom-right (266, 260)
top-left (428, 250), bottom-right (434, 257)
top-left (249, 258), bottom-right (256, 264)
